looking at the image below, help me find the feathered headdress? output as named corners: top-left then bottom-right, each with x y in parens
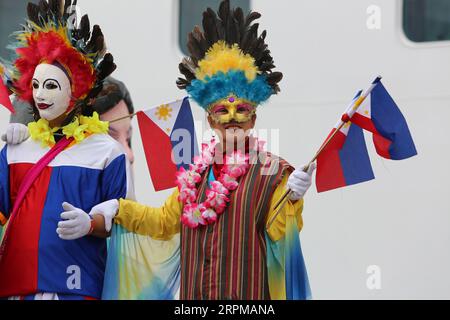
top-left (5, 0), bottom-right (116, 118)
top-left (177, 0), bottom-right (282, 110)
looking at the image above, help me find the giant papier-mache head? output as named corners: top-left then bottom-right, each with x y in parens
top-left (177, 0), bottom-right (282, 121)
top-left (3, 0), bottom-right (116, 123)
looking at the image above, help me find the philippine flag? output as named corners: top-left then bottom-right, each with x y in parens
top-left (137, 97), bottom-right (198, 191)
top-left (316, 92), bottom-right (375, 193)
top-left (349, 80), bottom-right (417, 160)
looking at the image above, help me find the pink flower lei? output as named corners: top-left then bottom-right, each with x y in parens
top-left (176, 138), bottom-right (263, 229)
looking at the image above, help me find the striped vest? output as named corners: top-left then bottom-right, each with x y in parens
top-left (180, 152), bottom-right (293, 300)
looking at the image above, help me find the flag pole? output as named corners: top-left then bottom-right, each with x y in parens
top-left (266, 76), bottom-right (382, 231)
top-left (107, 98), bottom-right (185, 124)
top-left (108, 112), bottom-right (139, 124)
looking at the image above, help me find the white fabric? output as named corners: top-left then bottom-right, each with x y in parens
top-left (57, 202), bottom-right (92, 240)
top-left (288, 162), bottom-right (316, 201)
top-left (1, 123), bottom-right (29, 145)
top-left (7, 133), bottom-right (127, 170)
top-left (89, 199), bottom-right (119, 232)
top-left (142, 99), bottom-right (184, 136)
top-left (32, 63), bottom-right (72, 121)
top-left (9, 293), bottom-right (59, 300)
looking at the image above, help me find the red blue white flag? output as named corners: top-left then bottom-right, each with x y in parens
top-left (137, 97), bottom-right (198, 191)
top-left (349, 80), bottom-right (417, 160)
top-left (316, 91), bottom-right (375, 193)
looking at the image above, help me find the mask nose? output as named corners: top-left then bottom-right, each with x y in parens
top-left (34, 87), bottom-right (45, 101)
top-left (228, 106), bottom-right (237, 120)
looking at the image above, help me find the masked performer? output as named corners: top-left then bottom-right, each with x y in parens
top-left (91, 0), bottom-right (314, 300)
top-left (0, 0), bottom-right (133, 300)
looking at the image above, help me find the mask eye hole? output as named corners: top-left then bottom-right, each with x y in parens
top-left (45, 81), bottom-right (59, 90)
top-left (211, 105), bottom-right (228, 115)
top-left (236, 104), bottom-right (253, 114)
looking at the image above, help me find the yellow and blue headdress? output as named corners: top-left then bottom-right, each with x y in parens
top-left (177, 0), bottom-right (282, 111)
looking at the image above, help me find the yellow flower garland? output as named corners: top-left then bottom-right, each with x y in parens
top-left (28, 112), bottom-right (109, 148)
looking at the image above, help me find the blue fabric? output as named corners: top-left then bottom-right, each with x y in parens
top-left (285, 218), bottom-right (311, 300)
top-left (370, 82), bottom-right (417, 160)
top-left (339, 123), bottom-right (375, 187)
top-left (0, 146), bottom-right (10, 218)
top-left (187, 71), bottom-right (273, 109)
top-left (207, 166), bottom-right (216, 187)
top-left (265, 217), bottom-right (312, 300)
top-left (170, 97), bottom-right (199, 170)
top-left (102, 224), bottom-right (181, 300)
top-left (36, 155), bottom-right (128, 298)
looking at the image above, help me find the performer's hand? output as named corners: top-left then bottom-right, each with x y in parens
top-left (57, 202), bottom-right (93, 240)
top-left (1, 123), bottom-right (29, 145)
top-left (288, 163), bottom-right (316, 201)
top-left (89, 199), bottom-right (119, 232)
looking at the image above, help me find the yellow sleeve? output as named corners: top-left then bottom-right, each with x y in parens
top-left (265, 173), bottom-right (304, 242)
top-left (114, 188), bottom-right (182, 240)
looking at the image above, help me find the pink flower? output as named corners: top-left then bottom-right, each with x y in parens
top-left (202, 208), bottom-right (217, 223)
top-left (178, 186), bottom-right (197, 203)
top-left (223, 165), bottom-right (247, 179)
top-left (181, 203), bottom-right (206, 228)
top-left (219, 173), bottom-right (239, 190)
top-left (205, 182), bottom-right (229, 214)
top-left (176, 167), bottom-right (201, 189)
top-left (200, 140), bottom-right (217, 165)
top-left (191, 158), bottom-right (209, 173)
top-left (210, 181), bottom-right (229, 195)
top-left (225, 150), bottom-right (248, 166)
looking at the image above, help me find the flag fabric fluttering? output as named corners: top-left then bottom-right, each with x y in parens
top-left (348, 81), bottom-right (417, 160)
top-left (136, 97), bottom-right (198, 191)
top-left (0, 79), bottom-right (14, 114)
top-left (316, 91), bottom-right (375, 193)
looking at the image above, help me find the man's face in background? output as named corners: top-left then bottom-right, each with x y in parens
top-left (100, 99), bottom-right (134, 165)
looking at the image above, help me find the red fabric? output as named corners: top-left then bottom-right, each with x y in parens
top-left (0, 137), bottom-right (72, 297)
top-left (351, 113), bottom-right (392, 159)
top-left (137, 111), bottom-right (177, 191)
top-left (0, 164), bottom-right (52, 296)
top-left (316, 128), bottom-right (347, 193)
top-left (373, 135), bottom-right (392, 159)
top-left (0, 80), bottom-right (14, 113)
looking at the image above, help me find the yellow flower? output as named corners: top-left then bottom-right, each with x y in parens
top-left (28, 118), bottom-right (58, 148)
top-left (62, 118), bottom-right (89, 144)
top-left (27, 113), bottom-right (108, 148)
top-left (79, 112), bottom-right (109, 134)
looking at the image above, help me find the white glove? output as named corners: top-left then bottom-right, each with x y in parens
top-left (57, 202), bottom-right (93, 240)
top-left (89, 199), bottom-right (119, 232)
top-left (288, 162), bottom-right (316, 201)
top-left (1, 123), bottom-right (29, 145)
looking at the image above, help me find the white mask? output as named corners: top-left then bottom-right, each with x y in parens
top-left (32, 63), bottom-right (72, 121)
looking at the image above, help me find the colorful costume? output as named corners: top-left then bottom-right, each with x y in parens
top-left (0, 133), bottom-right (132, 299)
top-left (104, 0), bottom-right (311, 300)
top-left (0, 0), bottom-right (132, 299)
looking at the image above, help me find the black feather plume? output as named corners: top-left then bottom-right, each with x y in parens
top-left (178, 0), bottom-right (282, 93)
top-left (27, 3), bottom-right (41, 26)
top-left (78, 14), bottom-right (91, 42)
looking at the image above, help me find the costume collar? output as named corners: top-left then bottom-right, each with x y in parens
top-left (28, 112), bottom-right (109, 148)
